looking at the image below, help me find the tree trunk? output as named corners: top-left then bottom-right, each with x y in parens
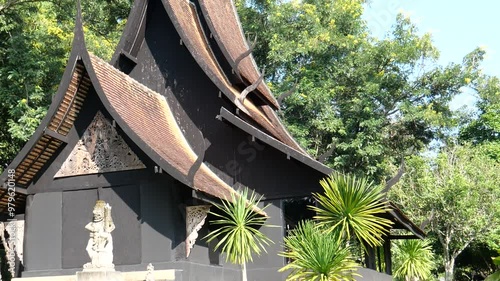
top-left (445, 258), bottom-right (455, 281)
top-left (242, 262), bottom-right (247, 281)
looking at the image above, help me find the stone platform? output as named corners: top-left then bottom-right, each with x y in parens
top-left (12, 269), bottom-right (177, 281)
top-left (76, 270), bottom-right (124, 281)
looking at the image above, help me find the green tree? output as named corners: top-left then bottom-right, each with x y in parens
top-left (390, 145), bottom-right (500, 281)
top-left (237, 0), bottom-right (484, 181)
top-left (460, 75), bottom-right (500, 161)
top-left (0, 0), bottom-right (129, 168)
top-left (393, 239), bottom-right (434, 281)
top-left (205, 187), bottom-right (273, 281)
top-left (310, 173), bottom-right (393, 248)
top-left (279, 220), bottom-right (359, 281)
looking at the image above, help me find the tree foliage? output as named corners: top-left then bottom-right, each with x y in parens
top-left (389, 145), bottom-right (500, 281)
top-left (485, 250), bottom-right (500, 281)
top-left (460, 75), bottom-right (500, 161)
top-left (237, 0), bottom-right (484, 181)
top-left (0, 0), bottom-right (130, 167)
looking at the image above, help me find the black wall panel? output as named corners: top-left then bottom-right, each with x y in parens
top-left (62, 189), bottom-right (98, 269)
top-left (62, 184), bottom-right (142, 269)
top-left (101, 185), bottom-right (142, 265)
top-left (24, 192), bottom-right (62, 271)
top-left (247, 200), bottom-right (285, 281)
top-left (140, 179), bottom-right (174, 263)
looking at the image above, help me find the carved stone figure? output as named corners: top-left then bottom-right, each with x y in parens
top-left (145, 263), bottom-right (155, 281)
top-left (83, 200), bottom-right (115, 270)
top-left (0, 220), bottom-right (24, 278)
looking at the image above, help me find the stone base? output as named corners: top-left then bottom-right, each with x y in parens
top-left (76, 271), bottom-right (124, 281)
top-left (13, 269), bottom-right (177, 281)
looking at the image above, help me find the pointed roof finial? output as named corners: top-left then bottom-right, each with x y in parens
top-left (71, 0), bottom-right (87, 52)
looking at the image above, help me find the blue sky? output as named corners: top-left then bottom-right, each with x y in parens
top-left (363, 0), bottom-right (500, 110)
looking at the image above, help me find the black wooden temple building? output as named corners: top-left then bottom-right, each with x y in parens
top-left (0, 0), bottom-right (425, 280)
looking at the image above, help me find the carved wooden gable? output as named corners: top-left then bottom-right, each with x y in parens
top-left (55, 111), bottom-right (146, 178)
top-left (185, 205), bottom-right (211, 258)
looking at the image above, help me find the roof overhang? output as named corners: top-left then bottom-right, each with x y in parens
top-left (218, 107), bottom-right (332, 175)
top-left (388, 202), bottom-right (426, 239)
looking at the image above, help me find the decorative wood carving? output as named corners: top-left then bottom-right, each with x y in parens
top-left (185, 205), bottom-right (211, 258)
top-left (55, 111), bottom-right (145, 178)
top-left (0, 220), bottom-right (24, 277)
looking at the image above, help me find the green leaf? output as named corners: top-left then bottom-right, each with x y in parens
top-left (204, 187), bottom-right (273, 265)
top-left (279, 220), bottom-right (359, 281)
top-left (310, 173), bottom-right (393, 248)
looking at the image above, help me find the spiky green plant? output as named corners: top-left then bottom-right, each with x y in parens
top-left (310, 173), bottom-right (393, 248)
top-left (279, 220), bottom-right (359, 281)
top-left (205, 187), bottom-right (273, 281)
top-left (393, 239), bottom-right (434, 281)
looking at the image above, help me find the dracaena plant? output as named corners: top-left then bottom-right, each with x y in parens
top-left (310, 173), bottom-right (393, 248)
top-left (279, 220), bottom-right (359, 281)
top-left (393, 239), bottom-right (435, 281)
top-left (204, 187), bottom-right (273, 281)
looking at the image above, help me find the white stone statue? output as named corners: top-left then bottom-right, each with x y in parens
top-left (83, 200), bottom-right (115, 271)
top-left (145, 263), bottom-right (155, 281)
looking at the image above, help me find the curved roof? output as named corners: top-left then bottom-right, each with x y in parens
top-left (0, 7), bottom-right (265, 215)
top-left (162, 0), bottom-right (307, 154)
top-left (198, 0), bottom-right (279, 109)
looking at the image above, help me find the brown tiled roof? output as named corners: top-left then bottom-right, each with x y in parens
top-left (198, 0), bottom-right (279, 109)
top-left (88, 54), bottom-right (241, 202)
top-left (163, 0), bottom-right (307, 154)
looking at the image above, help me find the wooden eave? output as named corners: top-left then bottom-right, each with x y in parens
top-left (197, 0), bottom-right (279, 109)
top-left (0, 3), bottom-right (93, 213)
top-left (219, 107), bottom-right (333, 175)
top-left (0, 62), bottom-right (89, 213)
top-left (0, 58), bottom-right (92, 215)
top-left (387, 202), bottom-right (426, 239)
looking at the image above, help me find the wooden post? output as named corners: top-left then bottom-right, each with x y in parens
top-left (383, 238), bottom-right (392, 275)
top-left (364, 245), bottom-right (376, 270)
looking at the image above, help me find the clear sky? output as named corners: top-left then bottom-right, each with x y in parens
top-left (363, 0), bottom-right (500, 110)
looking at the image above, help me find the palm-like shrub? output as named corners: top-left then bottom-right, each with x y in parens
top-left (393, 239), bottom-right (434, 281)
top-left (310, 173), bottom-right (393, 248)
top-left (204, 187), bottom-right (272, 281)
top-left (279, 220), bottom-right (359, 281)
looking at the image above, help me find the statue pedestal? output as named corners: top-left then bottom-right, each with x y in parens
top-left (76, 270), bottom-right (124, 281)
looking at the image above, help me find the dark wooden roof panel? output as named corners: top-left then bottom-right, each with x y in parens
top-left (162, 0), bottom-right (306, 153)
top-left (198, 0), bottom-right (279, 109)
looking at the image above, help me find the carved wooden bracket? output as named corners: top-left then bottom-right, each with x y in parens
top-left (185, 205), bottom-right (211, 258)
top-left (55, 111), bottom-right (145, 178)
